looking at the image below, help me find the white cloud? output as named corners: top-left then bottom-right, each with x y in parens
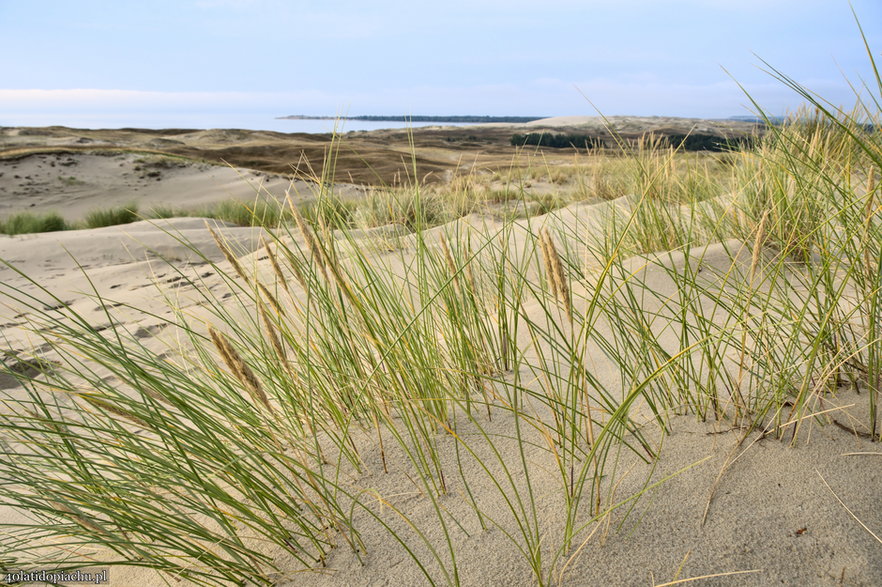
top-left (0, 76), bottom-right (863, 125)
top-left (0, 89), bottom-right (328, 112)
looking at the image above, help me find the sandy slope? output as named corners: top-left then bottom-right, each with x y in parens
top-left (0, 119), bottom-right (763, 189)
top-left (0, 197), bottom-right (879, 586)
top-left (0, 151), bottom-right (368, 221)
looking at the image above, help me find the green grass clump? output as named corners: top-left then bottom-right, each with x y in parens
top-left (144, 204), bottom-right (189, 219)
top-left (205, 199), bottom-right (280, 227)
top-left (0, 211), bottom-right (69, 235)
top-left (83, 204), bottom-right (140, 228)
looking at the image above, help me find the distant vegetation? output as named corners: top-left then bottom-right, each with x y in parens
top-left (661, 133), bottom-right (758, 152)
top-left (511, 133), bottom-right (602, 149)
top-left (512, 131), bottom-right (757, 151)
top-left (0, 199), bottom-right (335, 235)
top-left (280, 115), bottom-right (545, 123)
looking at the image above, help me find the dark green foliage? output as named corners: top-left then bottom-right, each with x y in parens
top-left (660, 134), bottom-right (758, 152)
top-left (285, 115), bottom-right (546, 123)
top-left (511, 133), bottom-right (602, 149)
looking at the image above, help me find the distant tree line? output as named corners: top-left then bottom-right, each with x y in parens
top-left (662, 134), bottom-right (757, 152)
top-left (280, 115), bottom-right (545, 123)
top-left (511, 133), bottom-right (602, 149)
top-left (351, 115), bottom-right (544, 123)
top-left (511, 132), bottom-right (758, 151)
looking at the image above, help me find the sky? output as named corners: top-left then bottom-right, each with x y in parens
top-left (1, 0), bottom-right (881, 128)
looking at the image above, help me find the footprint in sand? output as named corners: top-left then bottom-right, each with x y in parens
top-left (134, 323), bottom-right (168, 339)
top-left (0, 351), bottom-right (58, 390)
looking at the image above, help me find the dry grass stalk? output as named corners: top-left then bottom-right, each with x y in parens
top-left (205, 221), bottom-right (249, 282)
top-left (287, 194), bottom-right (329, 284)
top-left (465, 261), bottom-right (477, 296)
top-left (286, 196), bottom-right (362, 320)
top-left (326, 260), bottom-right (360, 311)
top-left (259, 303), bottom-right (287, 364)
top-left (258, 281), bottom-right (285, 316)
top-left (734, 210), bottom-right (770, 421)
top-left (48, 500), bottom-right (109, 535)
top-left (864, 167), bottom-right (877, 299)
top-left (749, 210), bottom-right (769, 283)
top-left (209, 326), bottom-right (272, 412)
top-left (280, 247), bottom-right (310, 291)
top-left (439, 234), bottom-right (461, 295)
top-left (464, 235), bottom-right (478, 295)
top-left (76, 394), bottom-right (149, 429)
top-left (263, 240), bottom-right (290, 293)
top-left (539, 227), bottom-right (572, 320)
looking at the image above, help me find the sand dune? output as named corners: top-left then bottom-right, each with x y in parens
top-left (0, 118), bottom-right (879, 586)
top-left (0, 151), bottom-right (369, 221)
top-left (1, 199), bottom-right (879, 586)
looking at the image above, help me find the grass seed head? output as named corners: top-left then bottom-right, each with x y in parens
top-left (540, 227), bottom-right (571, 319)
top-left (209, 326), bottom-right (271, 412)
top-left (750, 210), bottom-right (769, 282)
top-left (206, 221), bottom-right (249, 282)
top-left (76, 394), bottom-right (150, 429)
top-left (263, 240), bottom-right (290, 293)
top-left (259, 302), bottom-right (287, 364)
top-left (48, 500), bottom-right (109, 535)
top-left (288, 195), bottom-right (330, 283)
top-left (258, 281), bottom-right (285, 316)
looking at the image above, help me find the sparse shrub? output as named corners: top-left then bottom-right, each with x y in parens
top-left (512, 132), bottom-right (602, 149)
top-left (656, 133), bottom-right (758, 152)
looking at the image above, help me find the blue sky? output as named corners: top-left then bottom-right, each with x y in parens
top-left (1, 0), bottom-right (880, 127)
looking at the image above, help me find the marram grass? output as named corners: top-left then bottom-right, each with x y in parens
top-left (1, 27), bottom-right (881, 586)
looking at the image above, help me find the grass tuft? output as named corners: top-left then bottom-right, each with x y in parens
top-left (83, 204), bottom-right (140, 228)
top-left (0, 211), bottom-right (69, 235)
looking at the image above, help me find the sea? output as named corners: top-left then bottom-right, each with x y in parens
top-left (1, 112), bottom-right (489, 134)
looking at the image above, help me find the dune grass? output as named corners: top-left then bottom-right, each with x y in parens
top-left (82, 204), bottom-right (141, 229)
top-left (0, 148), bottom-right (736, 236)
top-left (0, 17), bottom-right (880, 586)
top-left (0, 211), bottom-right (69, 235)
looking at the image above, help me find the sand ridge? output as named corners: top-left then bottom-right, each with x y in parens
top-left (0, 151), bottom-right (371, 221)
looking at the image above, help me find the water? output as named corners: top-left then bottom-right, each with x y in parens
top-left (0, 112), bottom-right (489, 134)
